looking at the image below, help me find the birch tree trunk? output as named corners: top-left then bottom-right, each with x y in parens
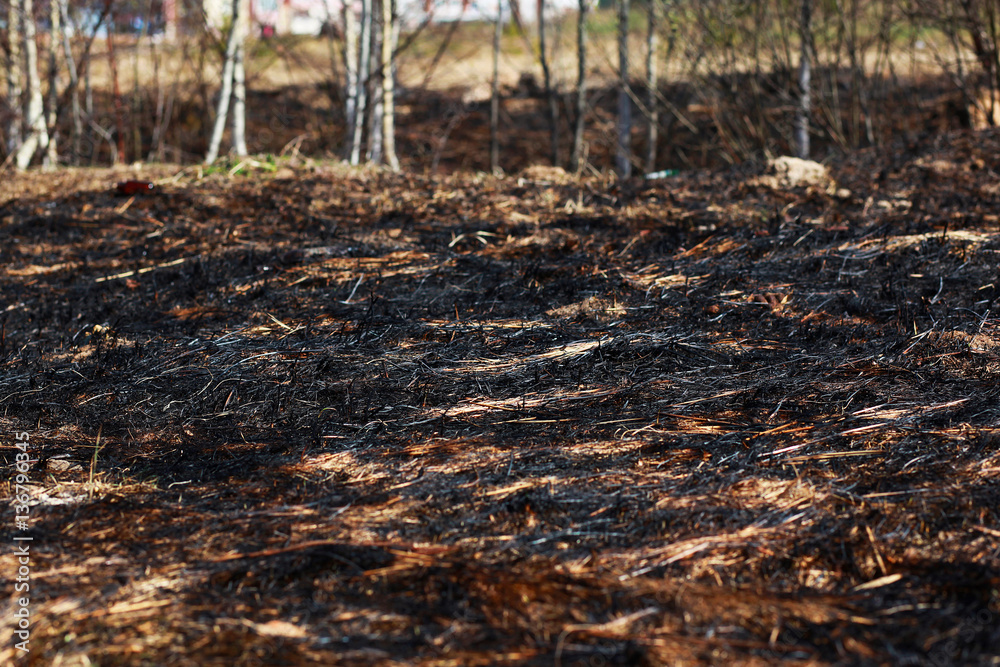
top-left (615, 0), bottom-right (632, 178)
top-left (490, 0), bottom-right (503, 173)
top-left (645, 0), bottom-right (658, 172)
top-left (569, 0), bottom-right (589, 172)
top-left (205, 0), bottom-right (245, 163)
top-left (232, 16), bottom-right (248, 157)
top-left (344, 6), bottom-right (359, 160)
top-left (16, 0), bottom-right (49, 169)
top-left (350, 0), bottom-right (372, 165)
top-left (367, 3), bottom-right (383, 165)
top-left (538, 0), bottom-right (558, 166)
top-left (381, 0), bottom-right (399, 171)
top-left (45, 0), bottom-right (61, 167)
top-left (85, 53), bottom-right (93, 120)
top-left (6, 0), bottom-right (23, 156)
top-left (796, 0), bottom-right (812, 159)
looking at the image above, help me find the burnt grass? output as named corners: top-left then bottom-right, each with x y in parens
top-left (2, 132), bottom-right (1000, 666)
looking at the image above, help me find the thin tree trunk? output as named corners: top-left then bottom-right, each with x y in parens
top-left (232, 6), bottom-right (248, 157)
top-left (344, 6), bottom-right (359, 159)
top-left (350, 0), bottom-right (372, 165)
top-left (84, 55), bottom-right (93, 119)
top-left (538, 0), bottom-right (558, 166)
top-left (16, 0), bottom-right (49, 169)
top-left (84, 6), bottom-right (98, 122)
top-left (45, 0), bottom-right (60, 167)
top-left (490, 0), bottom-right (503, 173)
top-left (615, 0), bottom-right (631, 178)
top-left (6, 0), bottom-right (23, 156)
top-left (796, 0), bottom-right (812, 159)
top-left (381, 0), bottom-right (399, 171)
top-left (645, 0), bottom-right (658, 172)
top-left (366, 2), bottom-right (383, 165)
top-left (205, 0), bottom-right (244, 163)
top-left (570, 0), bottom-right (589, 172)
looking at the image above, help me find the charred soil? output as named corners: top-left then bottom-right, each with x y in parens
top-left (1, 132), bottom-right (1000, 665)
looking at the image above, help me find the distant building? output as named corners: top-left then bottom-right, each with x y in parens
top-left (176, 0), bottom-right (576, 36)
top-left (252, 0), bottom-right (338, 35)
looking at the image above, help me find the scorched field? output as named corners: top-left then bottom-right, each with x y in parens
top-left (2, 135), bottom-right (1000, 665)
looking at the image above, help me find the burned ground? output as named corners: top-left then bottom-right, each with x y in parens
top-left (1, 132), bottom-right (999, 665)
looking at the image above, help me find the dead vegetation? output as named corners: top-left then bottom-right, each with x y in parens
top-left (1, 129), bottom-right (999, 665)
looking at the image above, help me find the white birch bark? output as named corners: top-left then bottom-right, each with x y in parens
top-left (350, 0), bottom-right (372, 165)
top-left (343, 5), bottom-right (359, 159)
top-left (796, 0), bottom-right (812, 159)
top-left (381, 0), bottom-right (399, 171)
top-left (16, 0), bottom-right (49, 169)
top-left (232, 12), bottom-right (248, 157)
top-left (366, 2), bottom-right (383, 165)
top-left (85, 55), bottom-right (93, 118)
top-left (645, 0), bottom-right (658, 172)
top-left (205, 0), bottom-right (245, 163)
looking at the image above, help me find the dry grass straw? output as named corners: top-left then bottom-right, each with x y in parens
top-left (1, 135), bottom-right (999, 664)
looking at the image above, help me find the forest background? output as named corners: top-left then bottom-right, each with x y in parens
top-left (4, 2), bottom-right (1000, 665)
top-left (3, 0), bottom-right (1000, 176)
